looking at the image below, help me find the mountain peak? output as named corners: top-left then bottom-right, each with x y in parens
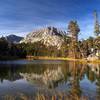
top-left (21, 27), bottom-right (66, 49)
top-left (6, 34), bottom-right (23, 43)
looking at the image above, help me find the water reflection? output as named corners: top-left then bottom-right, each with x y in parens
top-left (20, 67), bottom-right (64, 88)
top-left (0, 60), bottom-right (100, 99)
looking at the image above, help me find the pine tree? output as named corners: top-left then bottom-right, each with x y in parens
top-left (67, 21), bottom-right (80, 58)
top-left (94, 10), bottom-right (100, 36)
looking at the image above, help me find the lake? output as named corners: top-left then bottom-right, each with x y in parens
top-left (0, 60), bottom-right (100, 100)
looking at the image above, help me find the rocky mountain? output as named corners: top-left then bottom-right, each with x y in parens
top-left (6, 34), bottom-right (23, 43)
top-left (20, 27), bottom-right (66, 49)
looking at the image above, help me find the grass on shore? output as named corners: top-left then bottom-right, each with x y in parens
top-left (0, 55), bottom-right (100, 64)
top-left (27, 56), bottom-right (100, 63)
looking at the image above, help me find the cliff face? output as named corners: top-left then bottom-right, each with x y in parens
top-left (20, 27), bottom-right (66, 49)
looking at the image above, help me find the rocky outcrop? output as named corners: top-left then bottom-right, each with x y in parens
top-left (20, 27), bottom-right (66, 49)
top-left (87, 53), bottom-right (99, 61)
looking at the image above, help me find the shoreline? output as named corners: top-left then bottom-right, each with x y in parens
top-left (26, 56), bottom-right (100, 63)
top-left (0, 56), bottom-right (100, 64)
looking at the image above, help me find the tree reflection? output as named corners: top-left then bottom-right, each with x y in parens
top-left (68, 61), bottom-right (82, 98)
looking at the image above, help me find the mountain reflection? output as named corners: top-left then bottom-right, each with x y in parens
top-left (0, 61), bottom-right (100, 98)
top-left (20, 67), bottom-right (64, 88)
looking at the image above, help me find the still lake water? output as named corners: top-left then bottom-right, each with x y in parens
top-left (0, 60), bottom-right (100, 99)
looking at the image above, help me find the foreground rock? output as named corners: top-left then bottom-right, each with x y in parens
top-left (87, 54), bottom-right (99, 61)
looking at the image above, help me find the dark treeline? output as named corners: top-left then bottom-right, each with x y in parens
top-left (0, 37), bottom-right (68, 59)
top-left (0, 37), bottom-right (26, 60)
top-left (0, 36), bottom-right (99, 60)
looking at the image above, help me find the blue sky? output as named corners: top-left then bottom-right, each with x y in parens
top-left (0, 0), bottom-right (100, 39)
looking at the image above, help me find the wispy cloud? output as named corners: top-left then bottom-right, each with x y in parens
top-left (0, 0), bottom-right (100, 38)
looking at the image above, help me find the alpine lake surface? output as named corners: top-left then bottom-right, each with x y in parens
top-left (0, 59), bottom-right (100, 100)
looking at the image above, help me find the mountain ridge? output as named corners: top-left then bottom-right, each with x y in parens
top-left (5, 34), bottom-right (23, 43)
top-left (20, 27), bottom-right (67, 49)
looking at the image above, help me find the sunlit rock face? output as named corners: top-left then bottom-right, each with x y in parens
top-left (20, 27), bottom-right (66, 49)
